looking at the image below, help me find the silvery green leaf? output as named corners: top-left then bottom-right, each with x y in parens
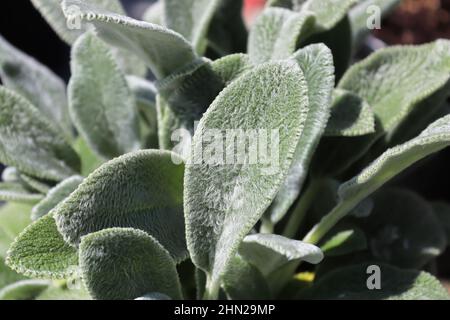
top-left (239, 234), bottom-right (324, 276)
top-left (31, 0), bottom-right (146, 76)
top-left (302, 263), bottom-right (450, 300)
top-left (135, 293), bottom-right (171, 300)
top-left (0, 35), bottom-right (71, 137)
top-left (163, 0), bottom-right (222, 54)
top-left (320, 227), bottom-right (367, 257)
top-left (6, 214), bottom-right (78, 279)
top-left (248, 8), bottom-right (316, 64)
top-left (211, 53), bottom-right (253, 85)
top-left (126, 76), bottom-right (157, 109)
top-left (315, 40), bottom-right (450, 175)
top-left (305, 114), bottom-right (450, 244)
top-left (31, 176), bottom-right (83, 221)
top-left (0, 87), bottom-right (80, 181)
top-left (362, 189), bottom-right (446, 269)
top-left (62, 0), bottom-right (198, 79)
top-left (55, 150), bottom-right (187, 262)
top-left (349, 0), bottom-right (401, 50)
top-left (0, 183), bottom-right (43, 204)
top-left (184, 61), bottom-right (310, 296)
top-left (0, 280), bottom-right (50, 300)
top-left (69, 32), bottom-right (141, 159)
top-left (221, 255), bottom-right (272, 300)
top-left (432, 202), bottom-right (450, 244)
top-left (79, 228), bottom-right (182, 300)
top-left (30, 0), bottom-right (124, 44)
top-left (299, 0), bottom-right (358, 31)
top-left (0, 203), bottom-right (32, 258)
top-left (267, 44), bottom-right (334, 225)
top-left (325, 89), bottom-right (375, 137)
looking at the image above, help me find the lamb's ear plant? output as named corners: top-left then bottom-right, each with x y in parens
top-left (0, 0), bottom-right (450, 300)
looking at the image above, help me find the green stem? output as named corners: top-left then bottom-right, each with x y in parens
top-left (282, 179), bottom-right (322, 239)
top-left (302, 199), bottom-right (357, 245)
top-left (203, 276), bottom-right (220, 300)
top-left (260, 219), bottom-right (274, 234)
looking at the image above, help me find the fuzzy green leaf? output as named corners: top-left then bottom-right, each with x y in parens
top-left (0, 87), bottom-right (80, 181)
top-left (211, 53), bottom-right (253, 85)
top-left (266, 44), bottom-right (334, 224)
top-left (325, 89), bottom-right (375, 137)
top-left (31, 176), bottom-right (83, 221)
top-left (320, 227), bottom-right (367, 257)
top-left (163, 0), bottom-right (222, 54)
top-left (0, 258), bottom-right (25, 289)
top-left (221, 255), bottom-right (272, 300)
top-left (69, 32), bottom-right (140, 159)
top-left (302, 263), bottom-right (450, 300)
top-left (18, 174), bottom-right (52, 194)
top-left (62, 0), bottom-right (198, 79)
top-left (72, 137), bottom-right (104, 176)
top-left (143, 2), bottom-right (163, 25)
top-left (305, 114), bottom-right (450, 244)
top-left (55, 150), bottom-right (187, 262)
top-left (0, 280), bottom-right (50, 300)
top-left (36, 284), bottom-right (91, 300)
top-left (0, 203), bottom-right (32, 258)
top-left (0, 35), bottom-right (71, 137)
top-left (298, 0), bottom-right (358, 30)
top-left (362, 189), bottom-right (447, 268)
top-left (0, 182), bottom-right (43, 204)
top-left (248, 8), bottom-right (316, 64)
top-left (79, 228), bottom-right (182, 300)
top-left (185, 61), bottom-right (310, 294)
top-left (239, 234), bottom-right (324, 276)
top-left (6, 214), bottom-right (78, 279)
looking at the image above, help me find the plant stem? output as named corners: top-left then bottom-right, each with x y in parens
top-left (203, 276), bottom-right (220, 300)
top-left (282, 179), bottom-right (321, 239)
top-left (260, 219), bottom-right (274, 234)
top-left (302, 199), bottom-right (357, 245)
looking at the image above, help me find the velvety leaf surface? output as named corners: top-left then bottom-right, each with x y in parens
top-left (0, 183), bottom-right (43, 204)
top-left (239, 234), bottom-right (324, 276)
top-left (266, 44), bottom-right (334, 224)
top-left (31, 176), bottom-right (83, 221)
top-left (6, 214), bottom-right (78, 279)
top-left (299, 0), bottom-right (357, 30)
top-left (302, 263), bottom-right (450, 300)
top-left (18, 174), bottom-right (52, 194)
top-left (164, 0), bottom-right (222, 53)
top-left (62, 0), bottom-right (198, 79)
top-left (79, 228), bottom-right (182, 300)
top-left (0, 280), bottom-right (50, 300)
top-left (0, 87), bottom-right (80, 181)
top-left (69, 32), bottom-right (140, 159)
top-left (55, 150), bottom-right (187, 261)
top-left (248, 8), bottom-right (316, 64)
top-left (325, 89), bottom-right (375, 137)
top-left (0, 35), bottom-right (71, 137)
top-left (305, 114), bottom-right (450, 244)
top-left (221, 255), bottom-right (272, 300)
top-left (362, 189), bottom-right (447, 269)
top-left (185, 61), bottom-right (310, 293)
top-left (210, 54), bottom-right (253, 85)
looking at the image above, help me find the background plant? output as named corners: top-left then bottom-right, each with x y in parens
top-left (0, 0), bottom-right (449, 300)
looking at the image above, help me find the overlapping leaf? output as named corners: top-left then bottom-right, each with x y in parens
top-left (0, 87), bottom-right (80, 181)
top-left (79, 228), bottom-right (182, 300)
top-left (54, 150), bottom-right (187, 262)
top-left (185, 61), bottom-right (310, 296)
top-left (0, 183), bottom-right (43, 204)
top-left (69, 32), bottom-right (141, 159)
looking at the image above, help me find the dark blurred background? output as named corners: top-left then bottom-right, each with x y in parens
top-left (1, 0), bottom-right (450, 277)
